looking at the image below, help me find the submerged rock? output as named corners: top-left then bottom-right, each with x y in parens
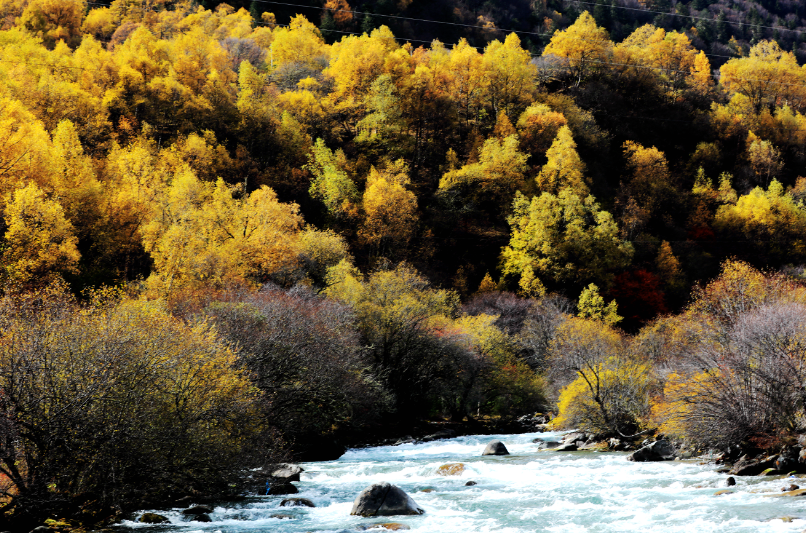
top-left (271, 514), bottom-right (294, 519)
top-left (437, 463), bottom-right (465, 476)
top-left (281, 498), bottom-right (315, 507)
top-left (139, 513), bottom-right (169, 524)
top-left (482, 440), bottom-right (509, 456)
top-left (357, 523), bottom-right (411, 531)
top-left (182, 505), bottom-right (213, 516)
top-left (627, 440), bottom-right (676, 462)
top-left (350, 482), bottom-right (425, 517)
top-left (713, 489), bottom-right (734, 496)
top-left (465, 481), bottom-right (477, 486)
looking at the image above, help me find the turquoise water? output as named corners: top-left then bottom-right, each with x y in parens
top-left (120, 432), bottom-right (806, 532)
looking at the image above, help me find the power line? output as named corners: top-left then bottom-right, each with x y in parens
top-left (569, 0), bottom-right (805, 35)
top-left (249, 0), bottom-right (785, 65)
top-left (251, 0), bottom-right (549, 38)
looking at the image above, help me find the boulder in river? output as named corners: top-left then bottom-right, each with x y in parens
top-left (182, 505), bottom-right (213, 516)
top-left (281, 498), bottom-right (315, 507)
top-left (139, 513), bottom-right (169, 524)
top-left (725, 477), bottom-right (736, 487)
top-left (437, 463), bottom-right (465, 476)
top-left (350, 482), bottom-right (425, 517)
top-left (465, 481), bottom-right (477, 486)
top-left (271, 464), bottom-right (304, 483)
top-left (193, 514), bottom-right (212, 523)
top-left (554, 442), bottom-right (578, 452)
top-left (482, 440), bottom-right (509, 456)
top-left (627, 440), bottom-right (676, 462)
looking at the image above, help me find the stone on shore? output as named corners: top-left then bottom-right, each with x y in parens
top-left (482, 440), bottom-right (509, 456)
top-left (729, 455), bottom-right (778, 476)
top-left (350, 482), bottom-right (425, 517)
top-left (627, 440), bottom-right (676, 462)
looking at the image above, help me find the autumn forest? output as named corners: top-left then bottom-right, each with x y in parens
top-left (1, 0), bottom-right (806, 529)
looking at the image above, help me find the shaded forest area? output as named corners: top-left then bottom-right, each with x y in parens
top-left (1, 0), bottom-right (806, 529)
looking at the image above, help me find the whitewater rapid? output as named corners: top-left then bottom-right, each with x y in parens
top-left (120, 431), bottom-right (806, 532)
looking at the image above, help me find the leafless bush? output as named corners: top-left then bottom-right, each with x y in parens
top-left (675, 302), bottom-right (806, 448)
top-left (220, 37), bottom-right (267, 72)
top-left (202, 284), bottom-right (391, 457)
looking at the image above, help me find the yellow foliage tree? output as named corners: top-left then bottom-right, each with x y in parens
top-left (360, 161), bottom-right (418, 257)
top-left (535, 125), bottom-right (588, 195)
top-left (550, 317), bottom-right (651, 436)
top-left (270, 15), bottom-right (328, 69)
top-left (438, 134), bottom-right (528, 211)
top-left (517, 103), bottom-right (568, 157)
top-left (577, 283), bottom-right (621, 326)
top-left (19, 0), bottom-right (86, 48)
top-left (2, 182), bottom-right (80, 288)
top-left (482, 33), bottom-right (537, 118)
top-left (714, 180), bottom-right (806, 262)
top-left (543, 11), bottom-right (612, 86)
top-left (719, 40), bottom-right (806, 113)
top-left (141, 169), bottom-right (303, 292)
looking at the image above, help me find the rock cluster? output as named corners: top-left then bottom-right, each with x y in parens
top-left (551, 432), bottom-right (609, 451)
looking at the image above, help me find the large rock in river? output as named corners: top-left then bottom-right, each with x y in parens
top-left (482, 440), bottom-right (510, 456)
top-left (627, 440), bottom-right (676, 462)
top-left (350, 482), bottom-right (425, 517)
top-left (271, 464), bottom-right (304, 483)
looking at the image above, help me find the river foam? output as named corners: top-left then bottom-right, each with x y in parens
top-left (119, 431), bottom-right (806, 532)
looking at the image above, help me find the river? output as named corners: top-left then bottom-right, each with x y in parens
top-left (119, 431), bottom-right (806, 532)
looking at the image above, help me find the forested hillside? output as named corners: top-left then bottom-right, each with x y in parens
top-left (1, 0), bottom-right (806, 529)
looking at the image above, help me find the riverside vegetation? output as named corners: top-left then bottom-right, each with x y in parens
top-left (2, 0), bottom-right (806, 530)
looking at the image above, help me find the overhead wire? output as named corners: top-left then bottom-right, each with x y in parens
top-left (568, 0), bottom-right (805, 35)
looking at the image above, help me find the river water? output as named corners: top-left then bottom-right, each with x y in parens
top-left (120, 431), bottom-right (806, 532)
